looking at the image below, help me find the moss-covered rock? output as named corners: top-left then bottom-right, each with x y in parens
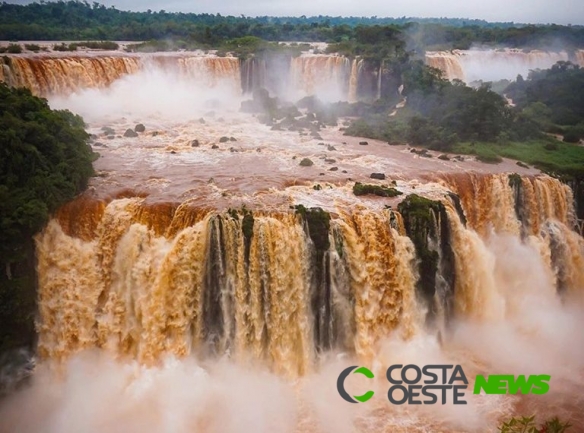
top-left (508, 173), bottom-right (522, 189)
top-left (398, 194), bottom-right (456, 323)
top-left (353, 182), bottom-right (402, 197)
top-left (508, 173), bottom-right (527, 231)
top-left (226, 207), bottom-right (255, 263)
top-left (294, 205), bottom-right (332, 351)
top-left (242, 211), bottom-right (254, 244)
top-left (566, 177), bottom-right (584, 223)
top-left (476, 152), bottom-right (503, 164)
top-left (294, 205), bottom-right (330, 252)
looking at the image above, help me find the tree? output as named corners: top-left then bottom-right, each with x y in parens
top-left (0, 83), bottom-right (95, 353)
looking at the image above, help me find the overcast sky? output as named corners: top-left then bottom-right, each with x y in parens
top-left (6, 0), bottom-right (584, 25)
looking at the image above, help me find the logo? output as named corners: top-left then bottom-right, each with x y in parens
top-left (337, 365), bottom-right (550, 404)
top-left (474, 374), bottom-right (550, 395)
top-left (336, 366), bottom-right (375, 403)
top-left (386, 364), bottom-right (468, 405)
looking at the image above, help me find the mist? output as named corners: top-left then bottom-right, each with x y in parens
top-left (46, 54), bottom-right (355, 125)
top-left (49, 61), bottom-right (243, 123)
top-left (424, 48), bottom-right (584, 84)
top-left (2, 227), bottom-right (583, 432)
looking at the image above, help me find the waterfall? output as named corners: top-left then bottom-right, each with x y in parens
top-left (425, 49), bottom-right (571, 82)
top-left (0, 52), bottom-right (406, 102)
top-left (576, 49), bottom-right (584, 67)
top-left (347, 58), bottom-right (363, 103)
top-left (0, 55), bottom-right (241, 97)
top-left (30, 173), bottom-right (584, 376)
top-left (2, 48), bottom-right (584, 431)
top-left (289, 54), bottom-right (352, 101)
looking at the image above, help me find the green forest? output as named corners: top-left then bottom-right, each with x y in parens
top-left (1, 1), bottom-right (584, 51)
top-left (342, 60), bottom-right (584, 174)
top-left (0, 83), bottom-right (95, 353)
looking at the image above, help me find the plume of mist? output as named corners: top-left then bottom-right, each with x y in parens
top-left (0, 354), bottom-right (297, 433)
top-left (49, 64), bottom-right (244, 123)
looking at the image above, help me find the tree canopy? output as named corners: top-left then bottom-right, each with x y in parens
top-left (1, 1), bottom-right (583, 51)
top-left (506, 62), bottom-right (584, 138)
top-left (0, 82), bottom-right (95, 352)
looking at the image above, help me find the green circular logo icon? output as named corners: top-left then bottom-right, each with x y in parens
top-left (337, 366), bottom-right (375, 403)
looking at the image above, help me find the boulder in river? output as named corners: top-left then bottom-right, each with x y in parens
top-left (124, 129), bottom-right (138, 138)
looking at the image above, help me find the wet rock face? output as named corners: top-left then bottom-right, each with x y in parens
top-left (398, 194), bottom-right (455, 323)
top-left (124, 129), bottom-right (138, 138)
top-left (102, 126), bottom-right (115, 136)
top-left (0, 348), bottom-right (35, 398)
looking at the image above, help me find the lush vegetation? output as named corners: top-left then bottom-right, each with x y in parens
top-left (0, 43), bottom-right (23, 54)
top-left (325, 24), bottom-right (406, 62)
top-left (452, 138), bottom-right (584, 175)
top-left (405, 23), bottom-right (584, 51)
top-left (0, 83), bottom-right (95, 353)
top-left (52, 40), bottom-right (119, 51)
top-left (1, 1), bottom-right (584, 52)
top-left (506, 62), bottom-right (584, 142)
top-left (345, 63), bottom-right (535, 148)
top-left (125, 36), bottom-right (309, 61)
top-left (342, 60), bottom-right (584, 181)
top-left (337, 58), bottom-right (584, 221)
top-left (498, 415), bottom-right (571, 433)
top-left (353, 182), bottom-right (403, 197)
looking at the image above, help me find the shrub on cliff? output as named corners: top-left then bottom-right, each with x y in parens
top-left (6, 43), bottom-right (22, 54)
top-left (562, 123), bottom-right (584, 143)
top-left (353, 182), bottom-right (402, 197)
top-left (0, 83), bottom-right (95, 352)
